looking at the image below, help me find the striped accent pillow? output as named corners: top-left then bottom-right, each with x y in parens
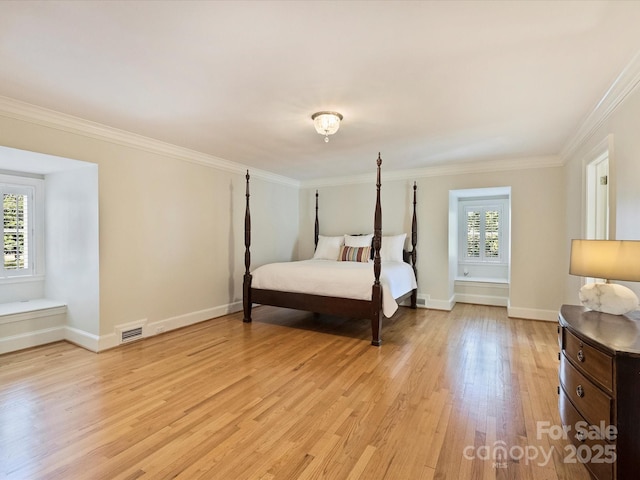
top-left (338, 245), bottom-right (371, 262)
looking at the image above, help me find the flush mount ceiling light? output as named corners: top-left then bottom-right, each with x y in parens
top-left (311, 111), bottom-right (343, 143)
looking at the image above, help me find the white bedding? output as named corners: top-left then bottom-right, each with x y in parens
top-left (251, 259), bottom-right (417, 318)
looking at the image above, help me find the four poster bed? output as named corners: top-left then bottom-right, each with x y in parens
top-left (242, 154), bottom-right (417, 346)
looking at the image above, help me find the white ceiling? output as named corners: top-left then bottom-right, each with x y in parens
top-left (2, 1), bottom-right (640, 181)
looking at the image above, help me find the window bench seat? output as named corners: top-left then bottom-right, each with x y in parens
top-left (454, 279), bottom-right (509, 307)
top-left (0, 299), bottom-right (68, 354)
top-left (0, 299), bottom-right (67, 325)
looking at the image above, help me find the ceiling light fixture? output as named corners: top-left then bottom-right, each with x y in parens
top-left (311, 111), bottom-right (343, 143)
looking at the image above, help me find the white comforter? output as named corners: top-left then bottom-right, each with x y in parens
top-left (251, 259), bottom-right (417, 318)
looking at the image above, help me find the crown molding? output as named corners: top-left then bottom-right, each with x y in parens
top-left (0, 94), bottom-right (568, 191)
top-left (0, 95), bottom-right (300, 188)
top-left (560, 51), bottom-right (640, 162)
top-left (300, 155), bottom-right (563, 189)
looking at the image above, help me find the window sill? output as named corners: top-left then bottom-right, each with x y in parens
top-left (0, 274), bottom-right (45, 285)
top-left (459, 261), bottom-right (508, 267)
top-left (455, 277), bottom-right (509, 284)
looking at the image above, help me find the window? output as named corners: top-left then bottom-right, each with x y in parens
top-left (0, 175), bottom-right (43, 279)
top-left (461, 202), bottom-right (505, 264)
top-left (3, 188), bottom-right (31, 273)
top-left (451, 188), bottom-right (510, 283)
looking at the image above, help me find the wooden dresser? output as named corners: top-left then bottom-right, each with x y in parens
top-left (558, 304), bottom-right (640, 480)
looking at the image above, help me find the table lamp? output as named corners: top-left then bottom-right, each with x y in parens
top-left (569, 239), bottom-right (640, 315)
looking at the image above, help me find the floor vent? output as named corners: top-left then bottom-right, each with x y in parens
top-left (121, 327), bottom-right (143, 343)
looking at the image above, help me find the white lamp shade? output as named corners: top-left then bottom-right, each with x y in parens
top-left (570, 240), bottom-right (640, 282)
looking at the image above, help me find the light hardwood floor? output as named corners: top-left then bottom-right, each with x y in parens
top-left (0, 304), bottom-right (590, 480)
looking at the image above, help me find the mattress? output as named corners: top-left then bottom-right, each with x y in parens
top-left (251, 259), bottom-right (417, 318)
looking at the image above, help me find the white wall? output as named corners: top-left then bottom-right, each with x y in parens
top-left (0, 277), bottom-right (44, 304)
top-left (300, 163), bottom-right (565, 320)
top-left (563, 82), bottom-right (640, 305)
top-left (0, 111), bottom-right (299, 350)
top-left (298, 179), bottom-right (415, 260)
top-left (45, 165), bottom-right (100, 336)
top-left (12, 75), bottom-right (635, 345)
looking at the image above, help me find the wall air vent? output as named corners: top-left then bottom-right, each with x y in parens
top-left (121, 327), bottom-right (143, 343)
top-left (115, 319), bottom-right (147, 345)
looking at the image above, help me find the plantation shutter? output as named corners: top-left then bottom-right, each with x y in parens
top-left (466, 210), bottom-right (480, 258)
top-left (463, 204), bottom-right (502, 262)
top-left (1, 186), bottom-right (33, 276)
top-left (484, 210), bottom-right (500, 259)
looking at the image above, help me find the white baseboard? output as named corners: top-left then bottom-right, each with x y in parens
top-left (65, 326), bottom-right (100, 352)
top-left (0, 299), bottom-right (558, 355)
top-left (98, 333), bottom-right (118, 352)
top-left (417, 291), bottom-right (556, 321)
top-left (0, 301), bottom-right (245, 354)
top-left (0, 326), bottom-right (65, 355)
top-left (425, 295), bottom-right (455, 311)
top-left (146, 300), bottom-right (243, 335)
top-left (97, 300), bottom-right (244, 352)
top-left (507, 306), bottom-right (558, 322)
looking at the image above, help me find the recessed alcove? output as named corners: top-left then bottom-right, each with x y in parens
top-left (0, 145), bottom-right (99, 353)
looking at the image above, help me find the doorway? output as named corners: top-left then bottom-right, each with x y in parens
top-left (585, 151), bottom-right (609, 240)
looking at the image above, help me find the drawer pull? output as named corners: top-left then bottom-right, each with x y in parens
top-left (576, 385), bottom-right (585, 398)
top-left (577, 350), bottom-right (585, 362)
top-left (575, 430), bottom-right (587, 443)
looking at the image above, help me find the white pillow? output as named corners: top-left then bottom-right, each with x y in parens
top-left (313, 235), bottom-right (344, 260)
top-left (380, 233), bottom-right (406, 263)
top-left (344, 234), bottom-right (374, 247)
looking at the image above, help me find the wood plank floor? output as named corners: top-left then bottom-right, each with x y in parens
top-left (0, 304), bottom-right (590, 480)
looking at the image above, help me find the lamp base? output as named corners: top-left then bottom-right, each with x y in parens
top-left (579, 283), bottom-right (639, 315)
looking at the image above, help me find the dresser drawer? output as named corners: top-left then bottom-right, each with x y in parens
top-left (560, 354), bottom-right (612, 426)
top-left (559, 390), bottom-right (614, 480)
top-left (564, 328), bottom-right (613, 392)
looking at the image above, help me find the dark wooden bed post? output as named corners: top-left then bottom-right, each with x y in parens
top-left (314, 190), bottom-right (319, 250)
top-left (410, 181), bottom-right (418, 309)
top-left (371, 153), bottom-right (383, 346)
top-left (243, 170), bottom-right (252, 323)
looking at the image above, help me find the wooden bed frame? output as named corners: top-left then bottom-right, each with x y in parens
top-left (242, 154), bottom-right (417, 346)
